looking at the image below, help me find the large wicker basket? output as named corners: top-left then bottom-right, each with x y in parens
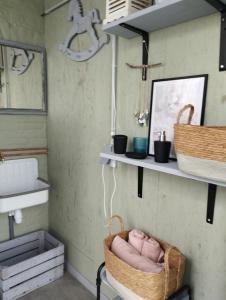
top-left (104, 215), bottom-right (185, 300)
top-left (174, 104), bottom-right (226, 182)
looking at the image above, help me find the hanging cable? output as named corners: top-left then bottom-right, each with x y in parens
top-left (102, 35), bottom-right (118, 224)
top-left (111, 35), bottom-right (117, 142)
top-left (110, 167), bottom-right (117, 218)
top-left (102, 164), bottom-right (107, 220)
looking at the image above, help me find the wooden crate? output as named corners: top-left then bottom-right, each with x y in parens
top-left (103, 0), bottom-right (152, 24)
top-left (0, 231), bottom-right (64, 300)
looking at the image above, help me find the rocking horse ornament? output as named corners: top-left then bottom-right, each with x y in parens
top-left (10, 48), bottom-right (34, 75)
top-left (59, 0), bottom-right (109, 61)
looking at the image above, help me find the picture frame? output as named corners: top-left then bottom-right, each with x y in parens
top-left (148, 74), bottom-right (208, 159)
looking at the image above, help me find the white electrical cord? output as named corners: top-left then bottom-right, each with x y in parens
top-left (111, 35), bottom-right (117, 141)
top-left (102, 164), bottom-right (117, 220)
top-left (102, 164), bottom-right (107, 220)
top-left (110, 167), bottom-right (117, 218)
top-left (102, 35), bottom-right (118, 224)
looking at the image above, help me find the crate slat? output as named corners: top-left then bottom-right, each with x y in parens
top-left (0, 241), bottom-right (39, 263)
top-left (0, 232), bottom-right (42, 253)
top-left (0, 265), bottom-right (64, 300)
top-left (1, 255), bottom-right (64, 291)
top-left (0, 249), bottom-right (40, 268)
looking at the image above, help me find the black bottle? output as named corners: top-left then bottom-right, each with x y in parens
top-left (154, 131), bottom-right (171, 163)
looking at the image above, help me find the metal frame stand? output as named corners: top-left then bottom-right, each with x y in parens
top-left (96, 262), bottom-right (105, 300)
top-left (8, 215), bottom-right (15, 240)
top-left (96, 262), bottom-right (191, 300)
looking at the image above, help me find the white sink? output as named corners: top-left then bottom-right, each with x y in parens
top-left (0, 158), bottom-right (49, 213)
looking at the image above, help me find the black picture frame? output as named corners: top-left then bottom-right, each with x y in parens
top-left (148, 74), bottom-right (208, 159)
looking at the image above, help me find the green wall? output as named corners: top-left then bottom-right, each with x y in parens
top-left (0, 0), bottom-right (48, 241)
top-left (45, 1), bottom-right (226, 299)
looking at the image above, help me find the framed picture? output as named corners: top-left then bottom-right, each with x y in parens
top-left (148, 74), bottom-right (208, 158)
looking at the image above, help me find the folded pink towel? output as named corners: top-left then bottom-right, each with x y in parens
top-left (129, 229), bottom-right (164, 263)
top-left (128, 229), bottom-right (149, 253)
top-left (111, 235), bottom-right (163, 273)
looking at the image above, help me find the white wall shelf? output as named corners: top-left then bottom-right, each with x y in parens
top-left (102, 0), bottom-right (216, 39)
top-left (100, 150), bottom-right (225, 224)
top-left (100, 150), bottom-right (226, 187)
top-left (102, 0), bottom-right (226, 72)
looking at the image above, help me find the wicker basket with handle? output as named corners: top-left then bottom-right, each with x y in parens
top-left (104, 215), bottom-right (185, 300)
top-left (174, 104), bottom-right (226, 182)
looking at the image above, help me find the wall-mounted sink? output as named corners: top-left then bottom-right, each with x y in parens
top-left (0, 158), bottom-right (49, 213)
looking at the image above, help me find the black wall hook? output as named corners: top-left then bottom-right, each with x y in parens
top-left (120, 23), bottom-right (149, 80)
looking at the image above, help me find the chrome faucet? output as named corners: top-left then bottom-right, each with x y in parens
top-left (0, 152), bottom-right (4, 162)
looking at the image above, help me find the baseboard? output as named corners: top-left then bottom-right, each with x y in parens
top-left (66, 262), bottom-right (109, 300)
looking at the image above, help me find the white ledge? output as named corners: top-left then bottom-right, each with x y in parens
top-left (103, 0), bottom-right (216, 38)
top-left (100, 150), bottom-right (226, 188)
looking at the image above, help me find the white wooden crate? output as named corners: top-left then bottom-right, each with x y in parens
top-left (104, 0), bottom-right (152, 24)
top-left (0, 231), bottom-right (64, 300)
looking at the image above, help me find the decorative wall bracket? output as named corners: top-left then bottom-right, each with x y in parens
top-left (10, 48), bottom-right (34, 75)
top-left (137, 172), bottom-right (219, 225)
top-left (59, 0), bottom-right (109, 61)
top-left (205, 0), bottom-right (226, 71)
top-left (206, 184), bottom-right (217, 224)
top-left (138, 167), bottom-right (144, 198)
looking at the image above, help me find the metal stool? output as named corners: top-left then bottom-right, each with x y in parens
top-left (96, 262), bottom-right (191, 300)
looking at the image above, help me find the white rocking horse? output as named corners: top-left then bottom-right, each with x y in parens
top-left (59, 0), bottom-right (109, 61)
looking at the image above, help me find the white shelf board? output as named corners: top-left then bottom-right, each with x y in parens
top-left (100, 150), bottom-right (226, 188)
top-left (103, 0), bottom-right (217, 38)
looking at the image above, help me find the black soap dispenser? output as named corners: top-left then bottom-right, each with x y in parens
top-left (154, 131), bottom-right (171, 163)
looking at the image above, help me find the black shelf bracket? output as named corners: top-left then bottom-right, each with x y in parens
top-left (119, 23), bottom-right (149, 80)
top-left (205, 0), bottom-right (226, 71)
top-left (206, 183), bottom-right (217, 224)
top-left (138, 166), bottom-right (144, 198)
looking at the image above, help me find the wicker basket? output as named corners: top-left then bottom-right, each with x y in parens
top-left (174, 104), bottom-right (226, 182)
top-left (104, 215), bottom-right (185, 300)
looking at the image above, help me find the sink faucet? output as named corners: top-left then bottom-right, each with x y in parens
top-left (0, 152), bottom-right (4, 162)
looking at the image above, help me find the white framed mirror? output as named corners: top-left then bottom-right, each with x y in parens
top-left (0, 39), bottom-right (47, 115)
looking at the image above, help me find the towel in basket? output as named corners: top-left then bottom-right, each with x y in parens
top-left (104, 215), bottom-right (185, 300)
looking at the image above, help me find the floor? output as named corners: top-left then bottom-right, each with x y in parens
top-left (20, 273), bottom-right (96, 300)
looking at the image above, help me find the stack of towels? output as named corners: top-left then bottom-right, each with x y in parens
top-left (111, 229), bottom-right (164, 273)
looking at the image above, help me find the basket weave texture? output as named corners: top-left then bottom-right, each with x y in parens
top-left (104, 216), bottom-right (185, 300)
top-left (174, 104), bottom-right (226, 162)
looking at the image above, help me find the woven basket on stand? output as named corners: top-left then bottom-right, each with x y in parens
top-left (104, 215), bottom-right (185, 300)
top-left (174, 104), bottom-right (226, 182)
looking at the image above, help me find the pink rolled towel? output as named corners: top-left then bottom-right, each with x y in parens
top-left (141, 238), bottom-right (164, 263)
top-left (129, 229), bottom-right (164, 263)
top-left (128, 229), bottom-right (149, 253)
top-left (111, 235), bottom-right (163, 273)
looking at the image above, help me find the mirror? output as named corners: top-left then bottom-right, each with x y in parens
top-left (0, 40), bottom-right (47, 114)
